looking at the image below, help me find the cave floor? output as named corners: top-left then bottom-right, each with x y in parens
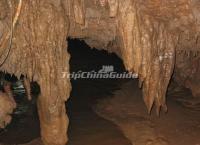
top-left (67, 78), bottom-right (132, 145)
top-left (95, 80), bottom-right (200, 145)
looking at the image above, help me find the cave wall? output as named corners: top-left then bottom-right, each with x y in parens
top-left (174, 53), bottom-right (200, 98)
top-left (0, 0), bottom-right (200, 145)
top-left (65, 0), bottom-right (200, 113)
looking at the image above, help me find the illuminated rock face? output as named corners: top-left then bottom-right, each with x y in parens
top-left (0, 0), bottom-right (199, 144)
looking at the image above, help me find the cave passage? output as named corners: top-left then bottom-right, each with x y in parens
top-left (0, 73), bottom-right (40, 144)
top-left (66, 39), bottom-right (132, 145)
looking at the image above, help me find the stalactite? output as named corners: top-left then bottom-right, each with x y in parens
top-left (73, 0), bottom-right (85, 25)
top-left (108, 0), bottom-right (118, 17)
top-left (0, 0), bottom-right (200, 144)
top-left (116, 0), bottom-right (179, 114)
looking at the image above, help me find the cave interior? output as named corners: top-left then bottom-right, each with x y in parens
top-left (0, 0), bottom-right (200, 145)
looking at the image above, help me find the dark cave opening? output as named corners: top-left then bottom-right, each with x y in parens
top-left (66, 38), bottom-right (133, 145)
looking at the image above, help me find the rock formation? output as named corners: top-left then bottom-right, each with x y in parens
top-left (0, 0), bottom-right (199, 145)
top-left (0, 82), bottom-right (16, 128)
